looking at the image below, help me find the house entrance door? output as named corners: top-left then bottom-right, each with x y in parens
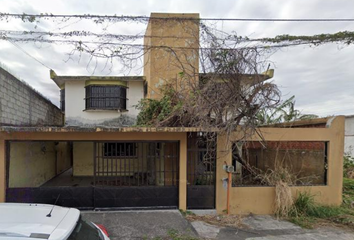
top-left (187, 134), bottom-right (216, 209)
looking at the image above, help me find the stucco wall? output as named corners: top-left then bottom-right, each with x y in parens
top-left (73, 142), bottom-right (94, 176)
top-left (8, 141), bottom-right (72, 188)
top-left (2, 118), bottom-right (343, 214)
top-left (0, 67), bottom-right (63, 126)
top-left (345, 116), bottom-right (354, 157)
top-left (216, 116), bottom-right (345, 214)
top-left (144, 13), bottom-right (199, 99)
top-left (64, 80), bottom-right (143, 126)
top-left (56, 142), bottom-right (72, 175)
top-left (8, 142), bottom-right (56, 188)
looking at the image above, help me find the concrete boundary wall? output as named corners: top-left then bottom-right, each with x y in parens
top-left (0, 67), bottom-right (63, 126)
top-left (0, 117), bottom-right (344, 214)
top-left (216, 116), bottom-right (345, 214)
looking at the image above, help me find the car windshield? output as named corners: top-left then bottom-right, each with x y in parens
top-left (68, 217), bottom-right (103, 240)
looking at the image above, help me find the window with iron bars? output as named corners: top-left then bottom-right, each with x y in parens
top-left (85, 85), bottom-right (127, 110)
top-left (60, 89), bottom-right (65, 112)
top-left (104, 142), bottom-right (137, 157)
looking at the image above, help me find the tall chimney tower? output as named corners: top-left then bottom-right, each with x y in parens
top-left (143, 13), bottom-right (200, 99)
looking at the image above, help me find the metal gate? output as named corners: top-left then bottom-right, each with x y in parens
top-left (93, 141), bottom-right (179, 209)
top-left (6, 141), bottom-right (179, 210)
top-left (6, 187), bottom-right (94, 210)
top-left (187, 134), bottom-right (216, 209)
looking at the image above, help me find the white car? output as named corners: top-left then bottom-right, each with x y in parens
top-left (0, 203), bottom-right (110, 240)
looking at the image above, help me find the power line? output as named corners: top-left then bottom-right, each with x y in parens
top-left (9, 41), bottom-right (52, 69)
top-left (1, 13), bottom-right (354, 22)
top-left (1, 36), bottom-right (321, 50)
top-left (0, 29), bottom-right (193, 40)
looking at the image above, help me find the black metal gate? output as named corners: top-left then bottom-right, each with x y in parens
top-left (6, 141), bottom-right (179, 210)
top-left (93, 141), bottom-right (179, 209)
top-left (6, 187), bottom-right (94, 210)
top-left (187, 134), bottom-right (216, 209)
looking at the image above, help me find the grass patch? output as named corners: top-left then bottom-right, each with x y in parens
top-left (165, 229), bottom-right (199, 240)
top-left (288, 190), bottom-right (354, 228)
top-left (149, 229), bottom-right (199, 240)
top-left (288, 157), bottom-right (354, 229)
top-left (185, 214), bottom-right (245, 228)
top-left (179, 209), bottom-right (196, 217)
top-left (343, 178), bottom-right (354, 208)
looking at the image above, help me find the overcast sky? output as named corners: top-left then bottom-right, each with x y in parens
top-left (0, 0), bottom-right (353, 117)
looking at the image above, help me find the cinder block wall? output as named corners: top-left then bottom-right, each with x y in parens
top-left (0, 67), bottom-right (63, 126)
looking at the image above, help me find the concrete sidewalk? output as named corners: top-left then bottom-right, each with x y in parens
top-left (81, 210), bottom-right (354, 239)
top-left (192, 215), bottom-right (354, 240)
top-left (81, 210), bottom-right (198, 240)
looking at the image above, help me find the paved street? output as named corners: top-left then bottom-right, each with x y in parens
top-left (82, 210), bottom-right (354, 240)
top-left (82, 210), bottom-right (198, 239)
top-left (193, 215), bottom-right (354, 240)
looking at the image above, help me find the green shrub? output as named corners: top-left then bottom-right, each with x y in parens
top-left (135, 84), bottom-right (182, 126)
top-left (343, 155), bottom-right (354, 178)
top-left (288, 191), bottom-right (354, 228)
top-left (343, 178), bottom-right (354, 208)
top-left (290, 191), bottom-right (317, 217)
top-left (291, 192), bottom-right (343, 218)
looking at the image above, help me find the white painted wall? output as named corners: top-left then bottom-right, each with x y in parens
top-left (345, 116), bottom-right (354, 157)
top-left (64, 80), bottom-right (144, 126)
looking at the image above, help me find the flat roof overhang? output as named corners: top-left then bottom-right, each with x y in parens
top-left (50, 70), bottom-right (146, 88)
top-left (0, 126), bottom-right (217, 133)
top-left (199, 69), bottom-right (274, 85)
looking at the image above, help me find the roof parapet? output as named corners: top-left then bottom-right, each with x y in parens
top-left (262, 69), bottom-right (274, 80)
top-left (50, 69), bottom-right (57, 80)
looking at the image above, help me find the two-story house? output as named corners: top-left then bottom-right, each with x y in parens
top-left (50, 71), bottom-right (145, 126)
top-left (0, 13), bottom-right (345, 215)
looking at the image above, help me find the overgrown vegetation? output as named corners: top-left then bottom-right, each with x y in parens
top-left (288, 191), bottom-right (354, 229)
top-left (344, 155), bottom-right (354, 178)
top-left (135, 84), bottom-right (182, 126)
top-left (179, 209), bottom-right (196, 217)
top-left (269, 167), bottom-right (294, 218)
top-left (256, 95), bottom-right (318, 125)
top-left (148, 229), bottom-right (199, 240)
top-left (287, 155), bottom-right (354, 229)
top-left (258, 31), bottom-right (354, 46)
top-left (185, 214), bottom-right (245, 229)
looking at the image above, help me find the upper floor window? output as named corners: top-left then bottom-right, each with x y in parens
top-left (85, 85), bottom-right (127, 111)
top-left (60, 89), bottom-right (65, 112)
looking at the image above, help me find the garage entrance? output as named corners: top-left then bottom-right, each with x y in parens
top-left (93, 141), bottom-right (179, 209)
top-left (5, 141), bottom-right (179, 210)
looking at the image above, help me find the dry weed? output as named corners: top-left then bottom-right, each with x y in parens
top-left (258, 160), bottom-right (294, 218)
top-left (185, 214), bottom-right (247, 228)
top-left (274, 180), bottom-right (294, 217)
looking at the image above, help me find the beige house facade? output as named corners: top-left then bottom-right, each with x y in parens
top-left (0, 116), bottom-right (345, 214)
top-left (0, 13), bottom-right (346, 214)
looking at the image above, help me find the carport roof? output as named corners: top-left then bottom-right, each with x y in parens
top-left (0, 126), bottom-right (215, 133)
